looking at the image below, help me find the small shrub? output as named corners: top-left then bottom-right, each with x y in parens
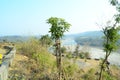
top-left (62, 60), bottom-right (80, 80)
top-left (82, 68), bottom-right (96, 80)
top-left (15, 38), bottom-right (57, 80)
top-left (66, 53), bottom-right (72, 59)
top-left (61, 46), bottom-right (66, 53)
top-left (102, 71), bottom-right (116, 80)
top-left (79, 53), bottom-right (85, 59)
top-left (79, 52), bottom-right (90, 59)
top-left (84, 52), bottom-right (90, 58)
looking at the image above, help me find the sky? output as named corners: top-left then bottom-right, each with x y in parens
top-left (0, 0), bottom-right (118, 36)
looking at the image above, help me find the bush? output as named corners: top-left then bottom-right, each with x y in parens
top-left (32, 51), bottom-right (56, 71)
top-left (15, 38), bottom-right (57, 79)
top-left (79, 53), bottom-right (85, 59)
top-left (79, 52), bottom-right (90, 59)
top-left (61, 46), bottom-right (66, 53)
top-left (102, 71), bottom-right (116, 80)
top-left (82, 68), bottom-right (96, 80)
top-left (84, 52), bottom-right (90, 58)
top-left (66, 53), bottom-right (72, 59)
top-left (17, 38), bottom-right (41, 57)
top-left (61, 59), bottom-right (82, 80)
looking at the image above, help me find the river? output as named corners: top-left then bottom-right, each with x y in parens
top-left (62, 38), bottom-right (120, 66)
top-left (90, 47), bottom-right (120, 66)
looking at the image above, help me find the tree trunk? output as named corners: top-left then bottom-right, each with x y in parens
top-left (99, 51), bottom-right (111, 80)
top-left (55, 39), bottom-right (62, 80)
top-left (99, 55), bottom-right (107, 80)
top-left (58, 39), bottom-right (61, 80)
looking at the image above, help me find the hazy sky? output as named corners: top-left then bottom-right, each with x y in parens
top-left (0, 0), bottom-right (117, 36)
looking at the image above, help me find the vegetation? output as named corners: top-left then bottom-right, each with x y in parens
top-left (82, 68), bottom-right (96, 80)
top-left (62, 60), bottom-right (80, 80)
top-left (39, 34), bottom-right (52, 48)
top-left (74, 44), bottom-right (80, 58)
top-left (60, 46), bottom-right (67, 54)
top-left (9, 38), bottom-right (56, 80)
top-left (98, 0), bottom-right (120, 80)
top-left (6, 38), bottom-right (120, 80)
top-left (99, 23), bottom-right (120, 80)
top-left (8, 38), bottom-right (88, 80)
top-left (2, 1), bottom-right (120, 79)
top-left (47, 17), bottom-right (71, 80)
top-left (73, 44), bottom-right (90, 59)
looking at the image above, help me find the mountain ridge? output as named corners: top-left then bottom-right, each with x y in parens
top-left (0, 31), bottom-right (103, 42)
top-left (64, 30), bottom-right (103, 39)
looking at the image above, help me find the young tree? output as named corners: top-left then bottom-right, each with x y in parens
top-left (47, 17), bottom-right (71, 80)
top-left (74, 44), bottom-right (80, 58)
top-left (99, 25), bottom-right (120, 80)
top-left (99, 1), bottom-right (120, 80)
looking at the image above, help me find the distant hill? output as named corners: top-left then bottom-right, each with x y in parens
top-left (0, 36), bottom-right (36, 42)
top-left (0, 31), bottom-right (104, 46)
top-left (76, 31), bottom-right (103, 37)
top-left (0, 31), bottom-right (103, 44)
top-left (65, 31), bottom-right (104, 47)
top-left (65, 31), bottom-right (103, 38)
top-left (0, 35), bottom-right (43, 42)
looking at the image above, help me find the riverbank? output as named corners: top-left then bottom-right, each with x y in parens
top-left (62, 44), bottom-right (120, 66)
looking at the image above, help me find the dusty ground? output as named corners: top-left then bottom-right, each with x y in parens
top-left (8, 53), bottom-right (30, 79)
top-left (9, 53), bottom-right (29, 71)
top-left (77, 59), bottom-right (100, 72)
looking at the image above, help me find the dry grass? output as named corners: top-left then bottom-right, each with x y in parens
top-left (110, 65), bottom-right (120, 79)
top-left (0, 48), bottom-right (6, 54)
top-left (77, 59), bottom-right (100, 72)
top-left (8, 53), bottom-right (32, 79)
top-left (8, 52), bottom-right (56, 80)
top-left (9, 52), bottom-right (120, 80)
top-left (9, 54), bottom-right (100, 74)
top-left (9, 53), bottom-right (29, 72)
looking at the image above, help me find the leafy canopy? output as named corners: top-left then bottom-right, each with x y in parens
top-left (103, 27), bottom-right (120, 52)
top-left (47, 17), bottom-right (71, 39)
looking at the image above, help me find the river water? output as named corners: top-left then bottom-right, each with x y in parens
top-left (61, 38), bottom-right (120, 66)
top-left (90, 47), bottom-right (120, 66)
